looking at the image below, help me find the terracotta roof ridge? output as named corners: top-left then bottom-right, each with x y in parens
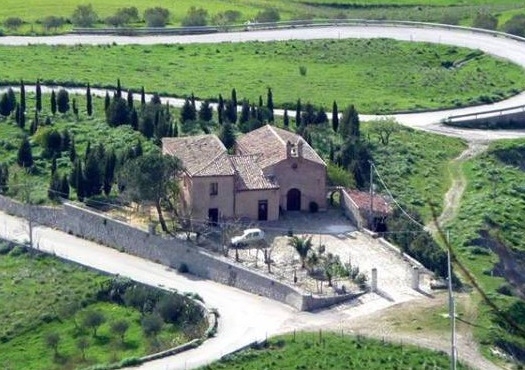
top-left (194, 150), bottom-right (229, 175)
top-left (267, 124), bottom-right (287, 148)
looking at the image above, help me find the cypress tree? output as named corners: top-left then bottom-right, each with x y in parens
top-left (6, 88), bottom-right (16, 114)
top-left (86, 83), bottom-right (93, 116)
top-left (231, 88), bottom-right (237, 108)
top-left (267, 87), bottom-right (274, 122)
top-left (61, 130), bottom-right (71, 152)
top-left (239, 99), bottom-right (250, 124)
top-left (69, 136), bottom-right (76, 163)
top-left (130, 108), bottom-right (138, 130)
top-left (198, 100), bottom-right (213, 122)
top-left (84, 151), bottom-right (102, 197)
top-left (61, 174), bottom-right (70, 199)
top-left (17, 136), bottom-right (33, 168)
top-left (258, 95), bottom-right (263, 108)
top-left (217, 94), bottom-right (224, 125)
top-left (127, 90), bottom-right (134, 110)
top-left (103, 150), bottom-right (117, 196)
top-left (20, 80), bottom-right (26, 115)
top-left (30, 111), bottom-right (38, 135)
top-left (48, 171), bottom-right (61, 201)
top-left (75, 160), bottom-right (85, 201)
top-left (332, 101), bottom-right (339, 132)
top-left (190, 92), bottom-right (196, 111)
top-left (57, 89), bottom-right (70, 114)
top-left (36, 79), bottom-right (42, 112)
top-left (219, 122), bottom-right (236, 150)
top-left (72, 98), bottom-right (78, 118)
top-left (50, 156), bottom-right (57, 175)
top-left (50, 90), bottom-right (57, 115)
top-left (283, 109), bottom-right (289, 127)
top-left (0, 93), bottom-right (10, 117)
top-left (104, 91), bottom-right (110, 112)
top-left (140, 86), bottom-right (146, 106)
top-left (15, 103), bottom-right (21, 128)
top-left (295, 99), bottom-right (302, 127)
top-left (84, 141), bottom-right (91, 161)
top-left (116, 78), bottom-right (122, 98)
top-left (225, 100), bottom-right (237, 124)
top-left (0, 163), bottom-right (8, 194)
top-left (180, 98), bottom-right (196, 123)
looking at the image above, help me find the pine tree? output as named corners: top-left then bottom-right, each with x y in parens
top-left (267, 87), bottom-right (274, 122)
top-left (86, 83), bottom-right (93, 116)
top-left (116, 78), bottom-right (122, 98)
top-left (20, 80), bottom-right (26, 115)
top-left (36, 79), bottom-right (42, 112)
top-left (332, 101), bottom-right (339, 132)
top-left (17, 136), bottom-right (33, 168)
top-left (140, 86), bottom-right (146, 106)
top-left (295, 99), bottom-right (302, 127)
top-left (127, 90), bottom-right (134, 110)
top-left (50, 90), bottom-right (57, 115)
top-left (283, 109), bottom-right (289, 127)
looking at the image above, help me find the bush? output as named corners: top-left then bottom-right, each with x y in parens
top-left (3, 17), bottom-right (23, 30)
top-left (181, 7), bottom-right (208, 27)
top-left (472, 12), bottom-right (498, 30)
top-left (8, 245), bottom-right (26, 256)
top-left (309, 201), bottom-right (319, 213)
top-left (72, 4), bottom-right (98, 28)
top-left (255, 8), bottom-right (280, 23)
top-left (496, 284), bottom-right (514, 297)
top-left (0, 242), bottom-right (13, 255)
top-left (144, 7), bottom-right (170, 27)
top-left (503, 14), bottom-right (525, 37)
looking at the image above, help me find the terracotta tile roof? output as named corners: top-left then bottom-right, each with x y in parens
top-left (230, 155), bottom-right (279, 191)
top-left (346, 189), bottom-right (392, 215)
top-left (236, 124), bottom-right (325, 168)
top-left (162, 135), bottom-right (234, 176)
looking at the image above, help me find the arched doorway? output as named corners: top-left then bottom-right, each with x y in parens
top-left (287, 188), bottom-right (301, 211)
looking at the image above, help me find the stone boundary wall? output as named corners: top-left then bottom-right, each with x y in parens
top-left (0, 195), bottom-right (355, 311)
top-left (340, 189), bottom-right (365, 229)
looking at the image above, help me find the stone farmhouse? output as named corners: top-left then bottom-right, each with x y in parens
top-left (162, 124), bottom-right (326, 223)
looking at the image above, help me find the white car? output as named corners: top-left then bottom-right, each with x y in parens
top-left (230, 228), bottom-right (266, 248)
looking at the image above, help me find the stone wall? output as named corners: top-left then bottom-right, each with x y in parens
top-left (340, 189), bottom-right (365, 229)
top-left (0, 195), bottom-right (357, 311)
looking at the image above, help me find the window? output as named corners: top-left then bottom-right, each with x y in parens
top-left (210, 182), bottom-right (218, 196)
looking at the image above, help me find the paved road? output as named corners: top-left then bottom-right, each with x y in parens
top-left (2, 26), bottom-right (525, 140)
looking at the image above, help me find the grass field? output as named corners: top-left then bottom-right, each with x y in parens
top-left (200, 331), bottom-right (469, 369)
top-left (0, 0), bottom-right (522, 35)
top-left (0, 242), bottom-right (204, 370)
top-left (1, 39), bottom-right (524, 114)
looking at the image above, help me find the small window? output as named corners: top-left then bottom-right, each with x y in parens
top-left (210, 182), bottom-right (218, 196)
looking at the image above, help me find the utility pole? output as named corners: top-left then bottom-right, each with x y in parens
top-left (369, 160), bottom-right (374, 230)
top-left (447, 230), bottom-right (457, 370)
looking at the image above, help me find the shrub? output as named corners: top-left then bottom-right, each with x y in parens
top-left (503, 14), bottom-right (525, 37)
top-left (3, 17), bottom-right (23, 30)
top-left (181, 7), bottom-right (208, 27)
top-left (0, 242), bottom-right (13, 255)
top-left (141, 313), bottom-right (163, 337)
top-left (472, 12), bottom-right (498, 30)
top-left (299, 65), bottom-right (307, 76)
top-left (8, 245), bottom-right (26, 256)
top-left (255, 8), bottom-right (280, 23)
top-left (71, 4), bottom-right (98, 28)
top-left (144, 7), bottom-right (170, 27)
top-left (309, 201), bottom-right (319, 213)
top-left (496, 284), bottom-right (514, 297)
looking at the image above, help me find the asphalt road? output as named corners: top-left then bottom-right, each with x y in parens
top-left (2, 25), bottom-right (525, 140)
top-left (0, 25), bottom-right (517, 369)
